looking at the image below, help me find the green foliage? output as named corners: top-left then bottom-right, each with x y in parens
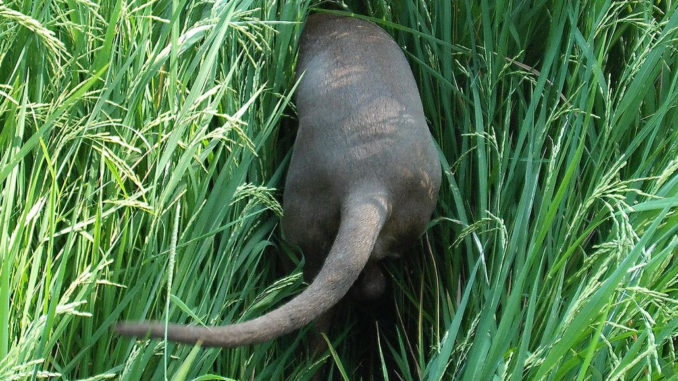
top-left (0, 0), bottom-right (676, 380)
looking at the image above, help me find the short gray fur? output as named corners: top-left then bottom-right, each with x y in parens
top-left (115, 13), bottom-right (441, 347)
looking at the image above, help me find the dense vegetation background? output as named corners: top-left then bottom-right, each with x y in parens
top-left (1, 0), bottom-right (677, 379)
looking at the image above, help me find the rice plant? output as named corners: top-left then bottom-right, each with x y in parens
top-left (0, 0), bottom-right (676, 380)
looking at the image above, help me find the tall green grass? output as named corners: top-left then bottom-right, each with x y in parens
top-left (0, 0), bottom-right (676, 380)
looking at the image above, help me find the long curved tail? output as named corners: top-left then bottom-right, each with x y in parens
top-left (115, 192), bottom-right (389, 347)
